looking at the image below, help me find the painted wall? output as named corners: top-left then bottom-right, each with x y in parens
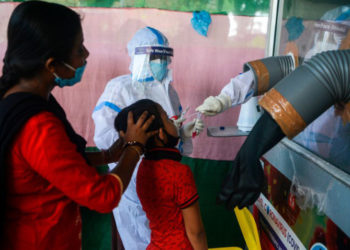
top-left (0, 3), bottom-right (267, 161)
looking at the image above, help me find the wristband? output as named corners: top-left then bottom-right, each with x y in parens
top-left (124, 141), bottom-right (145, 155)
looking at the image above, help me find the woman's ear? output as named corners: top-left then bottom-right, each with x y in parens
top-left (45, 57), bottom-right (57, 74)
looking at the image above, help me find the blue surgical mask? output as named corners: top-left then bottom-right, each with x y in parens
top-left (149, 60), bottom-right (168, 82)
top-left (54, 62), bottom-right (87, 88)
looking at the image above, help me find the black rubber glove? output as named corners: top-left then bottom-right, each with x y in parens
top-left (217, 112), bottom-right (285, 210)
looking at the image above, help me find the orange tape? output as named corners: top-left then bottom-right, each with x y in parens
top-left (259, 89), bottom-right (306, 139)
top-left (340, 30), bottom-right (350, 50)
top-left (249, 60), bottom-right (270, 95)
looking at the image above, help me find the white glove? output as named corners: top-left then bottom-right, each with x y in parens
top-left (170, 115), bottom-right (186, 130)
top-left (181, 117), bottom-right (205, 138)
top-left (195, 93), bottom-right (232, 116)
top-left (170, 107), bottom-right (189, 129)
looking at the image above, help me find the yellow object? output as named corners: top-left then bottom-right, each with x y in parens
top-left (209, 247), bottom-right (242, 250)
top-left (209, 207), bottom-right (261, 250)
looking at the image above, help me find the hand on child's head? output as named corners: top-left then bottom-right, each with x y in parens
top-left (124, 111), bottom-right (158, 145)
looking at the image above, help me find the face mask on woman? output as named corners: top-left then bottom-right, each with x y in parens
top-left (53, 62), bottom-right (87, 87)
top-left (149, 59), bottom-right (168, 82)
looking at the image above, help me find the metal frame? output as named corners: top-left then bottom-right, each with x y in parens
top-left (265, 0), bottom-right (281, 57)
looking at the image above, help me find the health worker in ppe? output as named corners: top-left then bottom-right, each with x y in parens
top-left (294, 5), bottom-right (350, 171)
top-left (92, 26), bottom-right (204, 249)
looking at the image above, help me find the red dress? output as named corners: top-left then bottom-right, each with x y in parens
top-left (4, 111), bottom-right (122, 250)
top-left (136, 148), bottom-right (199, 250)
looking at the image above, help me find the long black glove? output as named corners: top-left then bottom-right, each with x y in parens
top-left (217, 112), bottom-right (285, 209)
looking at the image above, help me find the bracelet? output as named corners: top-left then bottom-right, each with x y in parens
top-left (125, 145), bottom-right (142, 158)
top-left (124, 141), bottom-right (145, 155)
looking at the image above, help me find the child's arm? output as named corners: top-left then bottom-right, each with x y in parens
top-left (182, 201), bottom-right (208, 250)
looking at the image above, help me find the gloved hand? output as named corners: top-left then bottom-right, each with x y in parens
top-left (171, 115), bottom-right (186, 130)
top-left (181, 117), bottom-right (205, 138)
top-left (195, 93), bottom-right (232, 116)
top-left (170, 107), bottom-right (189, 130)
top-left (217, 112), bottom-right (285, 209)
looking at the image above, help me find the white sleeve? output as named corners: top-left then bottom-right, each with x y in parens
top-left (92, 105), bottom-right (119, 150)
top-left (180, 133), bottom-right (193, 156)
top-left (220, 70), bottom-right (255, 107)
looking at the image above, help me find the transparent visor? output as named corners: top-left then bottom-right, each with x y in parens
top-left (132, 46), bottom-right (173, 84)
top-left (304, 20), bottom-right (350, 60)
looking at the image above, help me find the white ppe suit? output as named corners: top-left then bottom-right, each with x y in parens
top-left (92, 27), bottom-right (196, 250)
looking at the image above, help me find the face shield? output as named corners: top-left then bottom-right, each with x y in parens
top-left (131, 46), bottom-right (173, 84)
top-left (304, 5), bottom-right (350, 61)
top-left (304, 21), bottom-right (348, 60)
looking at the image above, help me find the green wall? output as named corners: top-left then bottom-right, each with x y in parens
top-left (0, 0), bottom-right (269, 16)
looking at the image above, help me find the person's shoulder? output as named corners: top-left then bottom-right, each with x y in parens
top-left (29, 111), bottom-right (60, 123)
top-left (166, 160), bottom-right (191, 173)
top-left (22, 111), bottom-right (63, 133)
top-left (102, 74), bottom-right (132, 94)
top-left (106, 74), bottom-right (131, 87)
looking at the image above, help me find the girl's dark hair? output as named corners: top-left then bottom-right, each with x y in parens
top-left (114, 99), bottom-right (163, 149)
top-left (0, 0), bottom-right (82, 98)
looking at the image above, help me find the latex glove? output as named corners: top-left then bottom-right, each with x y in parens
top-left (170, 115), bottom-right (186, 130)
top-left (195, 93), bottom-right (232, 116)
top-left (217, 112), bottom-right (285, 209)
top-left (181, 117), bottom-right (205, 138)
top-left (170, 107), bottom-right (189, 130)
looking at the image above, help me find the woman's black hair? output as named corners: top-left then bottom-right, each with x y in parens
top-left (0, 0), bottom-right (81, 240)
top-left (114, 99), bottom-right (163, 149)
top-left (0, 0), bottom-right (82, 98)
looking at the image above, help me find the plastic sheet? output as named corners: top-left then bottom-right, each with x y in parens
top-left (294, 107), bottom-right (350, 173)
top-left (288, 153), bottom-right (334, 214)
top-left (290, 176), bottom-right (329, 213)
top-left (280, 5), bottom-right (350, 172)
top-left (191, 11), bottom-right (211, 37)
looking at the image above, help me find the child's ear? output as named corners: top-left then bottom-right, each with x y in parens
top-left (118, 130), bottom-right (126, 139)
top-left (158, 127), bottom-right (166, 141)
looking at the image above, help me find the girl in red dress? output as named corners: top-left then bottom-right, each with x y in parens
top-left (115, 99), bottom-right (208, 250)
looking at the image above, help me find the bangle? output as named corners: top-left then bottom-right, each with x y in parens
top-left (124, 141), bottom-right (145, 155)
top-left (125, 145), bottom-right (142, 158)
